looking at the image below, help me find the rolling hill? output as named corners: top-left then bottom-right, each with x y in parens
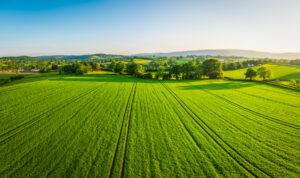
top-left (134, 49), bottom-right (300, 59)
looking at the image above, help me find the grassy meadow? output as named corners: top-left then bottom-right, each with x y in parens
top-left (0, 74), bottom-right (299, 177)
top-left (224, 64), bottom-right (300, 80)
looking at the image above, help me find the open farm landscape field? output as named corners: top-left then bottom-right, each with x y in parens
top-left (1, 74), bottom-right (299, 177)
top-left (224, 64), bottom-right (300, 80)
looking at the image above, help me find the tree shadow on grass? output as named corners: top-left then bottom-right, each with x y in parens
top-left (48, 74), bottom-right (157, 83)
top-left (179, 82), bottom-right (254, 90)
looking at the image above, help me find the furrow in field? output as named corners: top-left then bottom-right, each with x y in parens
top-left (43, 92), bottom-right (108, 177)
top-left (233, 89), bottom-right (300, 108)
top-left (161, 82), bottom-right (271, 178)
top-left (0, 76), bottom-right (52, 94)
top-left (106, 82), bottom-right (137, 178)
top-left (0, 83), bottom-right (79, 115)
top-left (0, 86), bottom-right (99, 144)
top-left (201, 88), bottom-right (300, 130)
top-left (0, 89), bottom-right (99, 175)
top-left (187, 96), bottom-right (300, 172)
top-left (255, 84), bottom-right (300, 97)
top-left (185, 82), bottom-right (300, 137)
top-left (121, 82), bottom-right (137, 178)
top-left (125, 82), bottom-right (242, 177)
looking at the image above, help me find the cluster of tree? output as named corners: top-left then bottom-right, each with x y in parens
top-left (1, 72), bottom-right (24, 85)
top-left (223, 62), bottom-right (243, 70)
top-left (157, 59), bottom-right (223, 80)
top-left (111, 59), bottom-right (223, 80)
top-left (290, 59), bottom-right (300, 66)
top-left (59, 62), bottom-right (94, 75)
top-left (244, 66), bottom-right (273, 80)
top-left (290, 79), bottom-right (300, 89)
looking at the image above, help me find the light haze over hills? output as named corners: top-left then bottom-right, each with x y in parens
top-left (133, 49), bottom-right (300, 59)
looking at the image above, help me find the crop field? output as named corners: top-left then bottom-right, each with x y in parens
top-left (224, 64), bottom-right (300, 80)
top-left (177, 57), bottom-right (195, 64)
top-left (0, 74), bottom-right (299, 177)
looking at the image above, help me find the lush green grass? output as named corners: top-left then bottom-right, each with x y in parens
top-left (224, 64), bottom-right (300, 80)
top-left (177, 57), bottom-right (195, 64)
top-left (0, 74), bottom-right (299, 177)
top-left (132, 59), bottom-right (152, 64)
top-left (0, 75), bottom-right (15, 80)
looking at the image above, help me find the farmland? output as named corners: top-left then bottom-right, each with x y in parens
top-left (224, 64), bottom-right (300, 80)
top-left (0, 74), bottom-right (299, 177)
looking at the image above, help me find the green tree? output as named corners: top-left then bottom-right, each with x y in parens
top-left (182, 61), bottom-right (195, 79)
top-left (91, 62), bottom-right (100, 71)
top-left (109, 61), bottom-right (116, 72)
top-left (76, 65), bottom-right (88, 75)
top-left (114, 62), bottom-right (126, 74)
top-left (236, 62), bottom-right (243, 69)
top-left (194, 64), bottom-right (203, 79)
top-left (227, 62), bottom-right (237, 70)
top-left (157, 66), bottom-right (165, 80)
top-left (169, 64), bottom-right (181, 80)
top-left (127, 63), bottom-right (144, 77)
top-left (257, 66), bottom-right (272, 80)
top-left (202, 59), bottom-right (224, 79)
top-left (244, 68), bottom-right (257, 80)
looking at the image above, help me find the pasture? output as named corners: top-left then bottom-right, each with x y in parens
top-left (0, 74), bottom-right (299, 177)
top-left (224, 64), bottom-right (300, 80)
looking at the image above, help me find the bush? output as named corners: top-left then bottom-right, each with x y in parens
top-left (10, 75), bottom-right (24, 81)
top-left (143, 72), bottom-right (154, 79)
top-left (76, 65), bottom-right (88, 75)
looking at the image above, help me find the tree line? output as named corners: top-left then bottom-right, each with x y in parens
top-left (109, 59), bottom-right (224, 80)
top-left (244, 66), bottom-right (273, 80)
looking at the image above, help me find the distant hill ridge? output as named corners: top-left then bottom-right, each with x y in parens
top-left (133, 49), bottom-right (300, 59)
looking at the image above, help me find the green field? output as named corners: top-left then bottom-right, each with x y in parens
top-left (0, 74), bottom-right (299, 177)
top-left (224, 64), bottom-right (300, 80)
top-left (0, 74), bottom-right (15, 80)
top-left (177, 57), bottom-right (195, 64)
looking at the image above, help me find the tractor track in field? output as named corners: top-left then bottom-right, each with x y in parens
top-left (196, 99), bottom-right (299, 163)
top-left (120, 82), bottom-right (137, 178)
top-left (0, 93), bottom-right (99, 175)
top-left (0, 86), bottom-right (100, 145)
top-left (160, 82), bottom-right (271, 178)
top-left (232, 89), bottom-right (300, 108)
top-left (255, 86), bottom-right (300, 98)
top-left (0, 85), bottom-right (73, 114)
top-left (44, 92), bottom-right (109, 178)
top-left (200, 88), bottom-right (300, 130)
top-left (107, 82), bottom-right (137, 178)
top-left (185, 82), bottom-right (300, 137)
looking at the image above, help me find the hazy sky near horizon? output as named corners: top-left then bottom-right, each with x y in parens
top-left (0, 0), bottom-right (300, 56)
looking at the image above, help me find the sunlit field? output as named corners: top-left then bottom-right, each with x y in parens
top-left (1, 74), bottom-right (299, 177)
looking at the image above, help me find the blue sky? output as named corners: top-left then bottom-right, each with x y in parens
top-left (0, 0), bottom-right (300, 56)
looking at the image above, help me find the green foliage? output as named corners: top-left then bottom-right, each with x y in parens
top-left (224, 64), bottom-right (300, 80)
top-left (156, 66), bottom-right (165, 80)
top-left (289, 79), bottom-right (300, 89)
top-left (127, 63), bottom-right (144, 77)
top-left (244, 68), bottom-right (257, 80)
top-left (114, 61), bottom-right (126, 74)
top-left (202, 59), bottom-right (224, 79)
top-left (169, 64), bottom-right (182, 80)
top-left (257, 66), bottom-right (273, 80)
top-left (76, 65), bottom-right (88, 75)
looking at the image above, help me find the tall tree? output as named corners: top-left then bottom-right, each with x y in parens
top-left (257, 66), bottom-right (272, 80)
top-left (169, 64), bottom-right (181, 80)
top-left (202, 59), bottom-right (224, 79)
top-left (157, 66), bottom-right (165, 80)
top-left (114, 62), bottom-right (126, 75)
top-left (127, 63), bottom-right (144, 77)
top-left (244, 68), bottom-right (256, 80)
